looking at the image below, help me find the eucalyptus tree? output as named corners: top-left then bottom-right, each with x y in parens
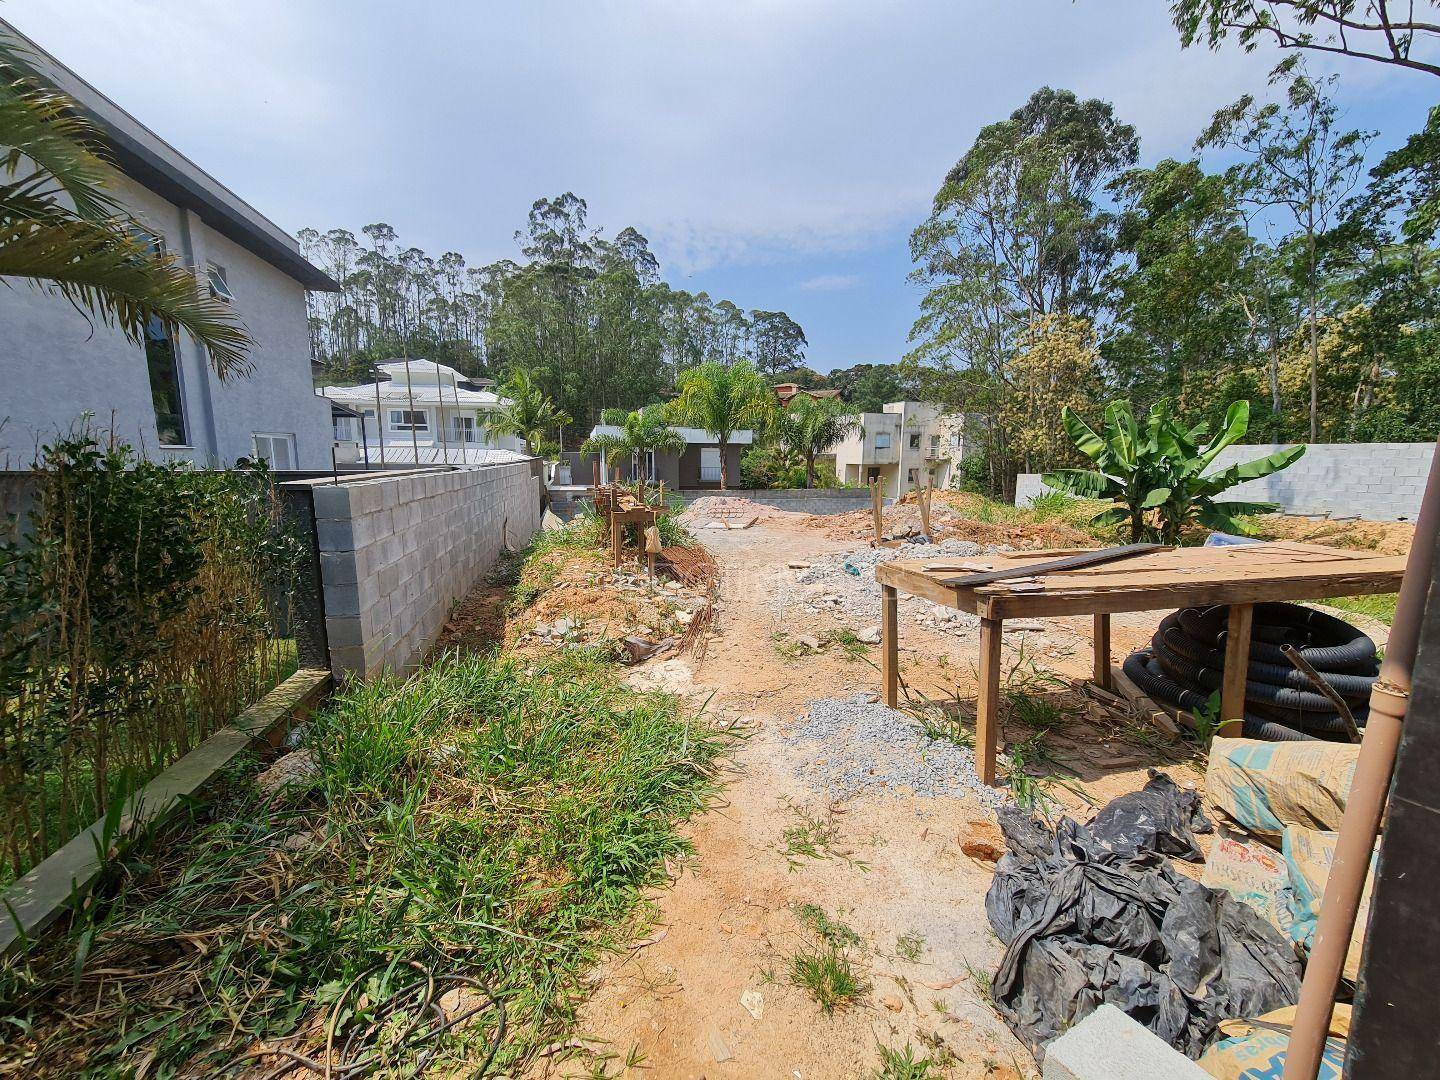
top-left (1170, 0), bottom-right (1440, 78)
top-left (1200, 59), bottom-right (1374, 440)
top-left (0, 31), bottom-right (250, 376)
top-left (669, 360), bottom-right (774, 490)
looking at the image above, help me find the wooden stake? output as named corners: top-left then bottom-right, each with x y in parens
top-left (977, 617), bottom-right (1003, 786)
top-left (871, 479), bottom-right (884, 544)
top-left (1093, 612), bottom-right (1111, 689)
top-left (1220, 603), bottom-right (1254, 736)
top-left (917, 479), bottom-right (932, 541)
top-left (881, 583), bottom-right (899, 707)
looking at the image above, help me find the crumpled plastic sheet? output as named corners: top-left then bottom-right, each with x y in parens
top-left (985, 772), bottom-right (1302, 1060)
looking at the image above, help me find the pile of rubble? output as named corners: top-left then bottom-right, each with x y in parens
top-left (775, 538), bottom-right (1007, 637)
top-left (680, 496), bottom-right (807, 531)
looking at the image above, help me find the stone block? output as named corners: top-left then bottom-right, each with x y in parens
top-left (310, 484), bottom-right (352, 520)
top-left (1042, 1005), bottom-right (1209, 1080)
top-left (316, 518), bottom-right (355, 553)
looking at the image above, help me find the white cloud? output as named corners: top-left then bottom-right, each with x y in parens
top-left (799, 273), bottom-right (862, 292)
top-left (3, 0), bottom-right (1427, 279)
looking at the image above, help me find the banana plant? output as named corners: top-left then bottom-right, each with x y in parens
top-left (1043, 399), bottom-right (1305, 543)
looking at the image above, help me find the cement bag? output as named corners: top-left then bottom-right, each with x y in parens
top-left (1198, 1004), bottom-right (1349, 1080)
top-left (1202, 824), bottom-right (1293, 939)
top-left (1283, 826), bottom-right (1375, 983)
top-left (1205, 738), bottom-right (1357, 843)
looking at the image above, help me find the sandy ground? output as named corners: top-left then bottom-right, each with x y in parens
top-left (541, 515), bottom-right (1205, 1080)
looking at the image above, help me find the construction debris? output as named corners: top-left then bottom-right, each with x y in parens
top-left (986, 782), bottom-right (1301, 1060)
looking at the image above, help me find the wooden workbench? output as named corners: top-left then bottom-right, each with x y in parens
top-left (874, 542), bottom-right (1407, 785)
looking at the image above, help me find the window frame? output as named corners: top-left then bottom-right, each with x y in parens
top-left (873, 432), bottom-right (892, 450)
top-left (207, 262), bottom-right (235, 304)
top-left (388, 408), bottom-right (430, 433)
top-left (252, 432), bottom-right (296, 470)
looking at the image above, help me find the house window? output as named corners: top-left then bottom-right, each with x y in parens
top-left (452, 415), bottom-right (478, 443)
top-left (361, 408), bottom-right (378, 441)
top-left (252, 433), bottom-right (296, 470)
top-left (145, 315), bottom-right (187, 445)
top-left (950, 433), bottom-right (962, 448)
top-left (389, 409), bottom-right (429, 432)
top-left (332, 415), bottom-right (356, 442)
top-left (207, 263), bottom-right (235, 304)
top-left (700, 446), bottom-right (722, 483)
top-left (909, 433), bottom-right (921, 449)
top-left (930, 434), bottom-right (940, 450)
top-left (907, 468), bottom-right (918, 483)
top-left (874, 432), bottom-right (891, 450)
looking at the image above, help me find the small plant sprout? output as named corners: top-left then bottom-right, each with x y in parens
top-left (896, 933), bottom-right (925, 963)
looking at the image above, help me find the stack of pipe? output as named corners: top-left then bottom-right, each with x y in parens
top-left (1122, 602), bottom-right (1379, 742)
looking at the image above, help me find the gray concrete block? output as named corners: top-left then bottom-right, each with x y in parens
top-left (310, 483), bottom-right (352, 520)
top-left (1042, 1005), bottom-right (1210, 1080)
top-left (316, 518), bottom-right (356, 553)
top-left (320, 551), bottom-right (358, 586)
top-left (325, 615), bottom-right (365, 648)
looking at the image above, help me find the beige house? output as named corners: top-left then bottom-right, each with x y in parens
top-left (830, 402), bottom-right (974, 498)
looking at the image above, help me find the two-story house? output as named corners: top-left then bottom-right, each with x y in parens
top-left (830, 401), bottom-right (975, 497)
top-left (0, 21), bottom-right (339, 470)
top-left (318, 360), bottom-right (529, 465)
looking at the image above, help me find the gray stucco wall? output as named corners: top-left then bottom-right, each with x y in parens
top-left (0, 172), bottom-right (331, 469)
top-left (1015, 442), bottom-right (1436, 522)
top-left (294, 464), bottom-right (542, 678)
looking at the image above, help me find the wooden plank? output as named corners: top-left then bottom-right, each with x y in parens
top-left (870, 480), bottom-right (884, 543)
top-left (881, 583), bottom-right (899, 708)
top-left (977, 618), bottom-right (1003, 786)
top-left (0, 669), bottom-right (331, 958)
top-left (982, 566), bottom-right (1405, 619)
top-left (1093, 613), bottom-right (1111, 689)
top-left (1221, 603), bottom-right (1254, 733)
top-left (934, 543), bottom-right (1166, 587)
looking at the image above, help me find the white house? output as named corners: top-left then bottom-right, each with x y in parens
top-left (318, 360), bottom-right (530, 466)
top-left (577, 424), bottom-right (752, 489)
top-left (830, 401), bottom-right (975, 498)
top-left (0, 20), bottom-right (339, 471)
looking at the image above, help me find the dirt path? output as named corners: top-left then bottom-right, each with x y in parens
top-left (553, 518), bottom-right (1198, 1079)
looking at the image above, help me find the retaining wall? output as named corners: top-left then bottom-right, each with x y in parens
top-left (289, 463), bottom-right (542, 677)
top-left (1016, 442), bottom-right (1436, 522)
top-left (677, 487), bottom-right (874, 516)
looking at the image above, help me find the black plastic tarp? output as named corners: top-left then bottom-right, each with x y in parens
top-left (985, 773), bottom-right (1302, 1060)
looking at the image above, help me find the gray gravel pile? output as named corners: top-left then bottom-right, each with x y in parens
top-left (786, 693), bottom-right (1008, 807)
top-left (776, 538), bottom-right (1005, 635)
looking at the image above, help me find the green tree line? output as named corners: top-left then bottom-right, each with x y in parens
top-left (905, 52), bottom-right (1439, 495)
top-left (299, 194), bottom-right (810, 442)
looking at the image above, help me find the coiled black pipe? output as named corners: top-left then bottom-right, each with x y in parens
top-left (1125, 601), bottom-right (1377, 743)
top-left (1156, 616), bottom-right (1377, 702)
top-left (1122, 651), bottom-right (1315, 741)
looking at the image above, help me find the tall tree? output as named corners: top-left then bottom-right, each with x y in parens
top-left (776, 396), bottom-right (861, 488)
top-left (749, 310), bottom-right (809, 375)
top-left (1171, 0), bottom-right (1440, 78)
top-left (669, 360), bottom-right (774, 489)
top-left (1200, 59), bottom-right (1374, 440)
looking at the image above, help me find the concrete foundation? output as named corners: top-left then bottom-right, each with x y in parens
top-left (1042, 1005), bottom-right (1211, 1080)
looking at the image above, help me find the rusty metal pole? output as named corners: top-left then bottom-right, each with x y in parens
top-left (1283, 442), bottom-right (1440, 1080)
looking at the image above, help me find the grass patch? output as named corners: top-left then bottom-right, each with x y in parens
top-left (789, 947), bottom-right (867, 1015)
top-left (771, 629), bottom-right (872, 664)
top-left (1322, 592), bottom-right (1398, 625)
top-left (789, 903), bottom-right (868, 1015)
top-left (0, 649), bottom-right (726, 1076)
top-left (896, 932), bottom-right (925, 963)
top-left (796, 903), bottom-right (863, 948)
top-left (780, 804), bottom-right (867, 871)
top-left (874, 1044), bottom-right (942, 1079)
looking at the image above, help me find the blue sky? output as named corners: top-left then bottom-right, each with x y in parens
top-left (8, 1), bottom-right (1433, 372)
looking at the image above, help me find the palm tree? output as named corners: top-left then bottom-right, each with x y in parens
top-left (488, 369), bottom-right (572, 453)
top-left (581, 405), bottom-right (686, 485)
top-left (779, 396), bottom-right (860, 488)
top-left (668, 360), bottom-right (773, 490)
top-left (0, 31), bottom-right (251, 377)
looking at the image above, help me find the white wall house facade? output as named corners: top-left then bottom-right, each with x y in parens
top-left (831, 401), bottom-right (974, 498)
top-left (318, 361), bottom-right (529, 467)
top-left (0, 21), bottom-right (338, 470)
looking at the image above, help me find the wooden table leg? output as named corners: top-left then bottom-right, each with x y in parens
top-left (1221, 603), bottom-right (1254, 736)
top-left (610, 514), bottom-right (623, 567)
top-left (1093, 612), bottom-right (1112, 690)
top-left (881, 584), bottom-right (899, 708)
top-left (977, 616), bottom-right (1003, 786)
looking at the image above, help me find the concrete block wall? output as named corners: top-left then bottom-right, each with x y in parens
top-left (289, 464), bottom-right (541, 677)
top-left (1017, 442), bottom-right (1435, 522)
